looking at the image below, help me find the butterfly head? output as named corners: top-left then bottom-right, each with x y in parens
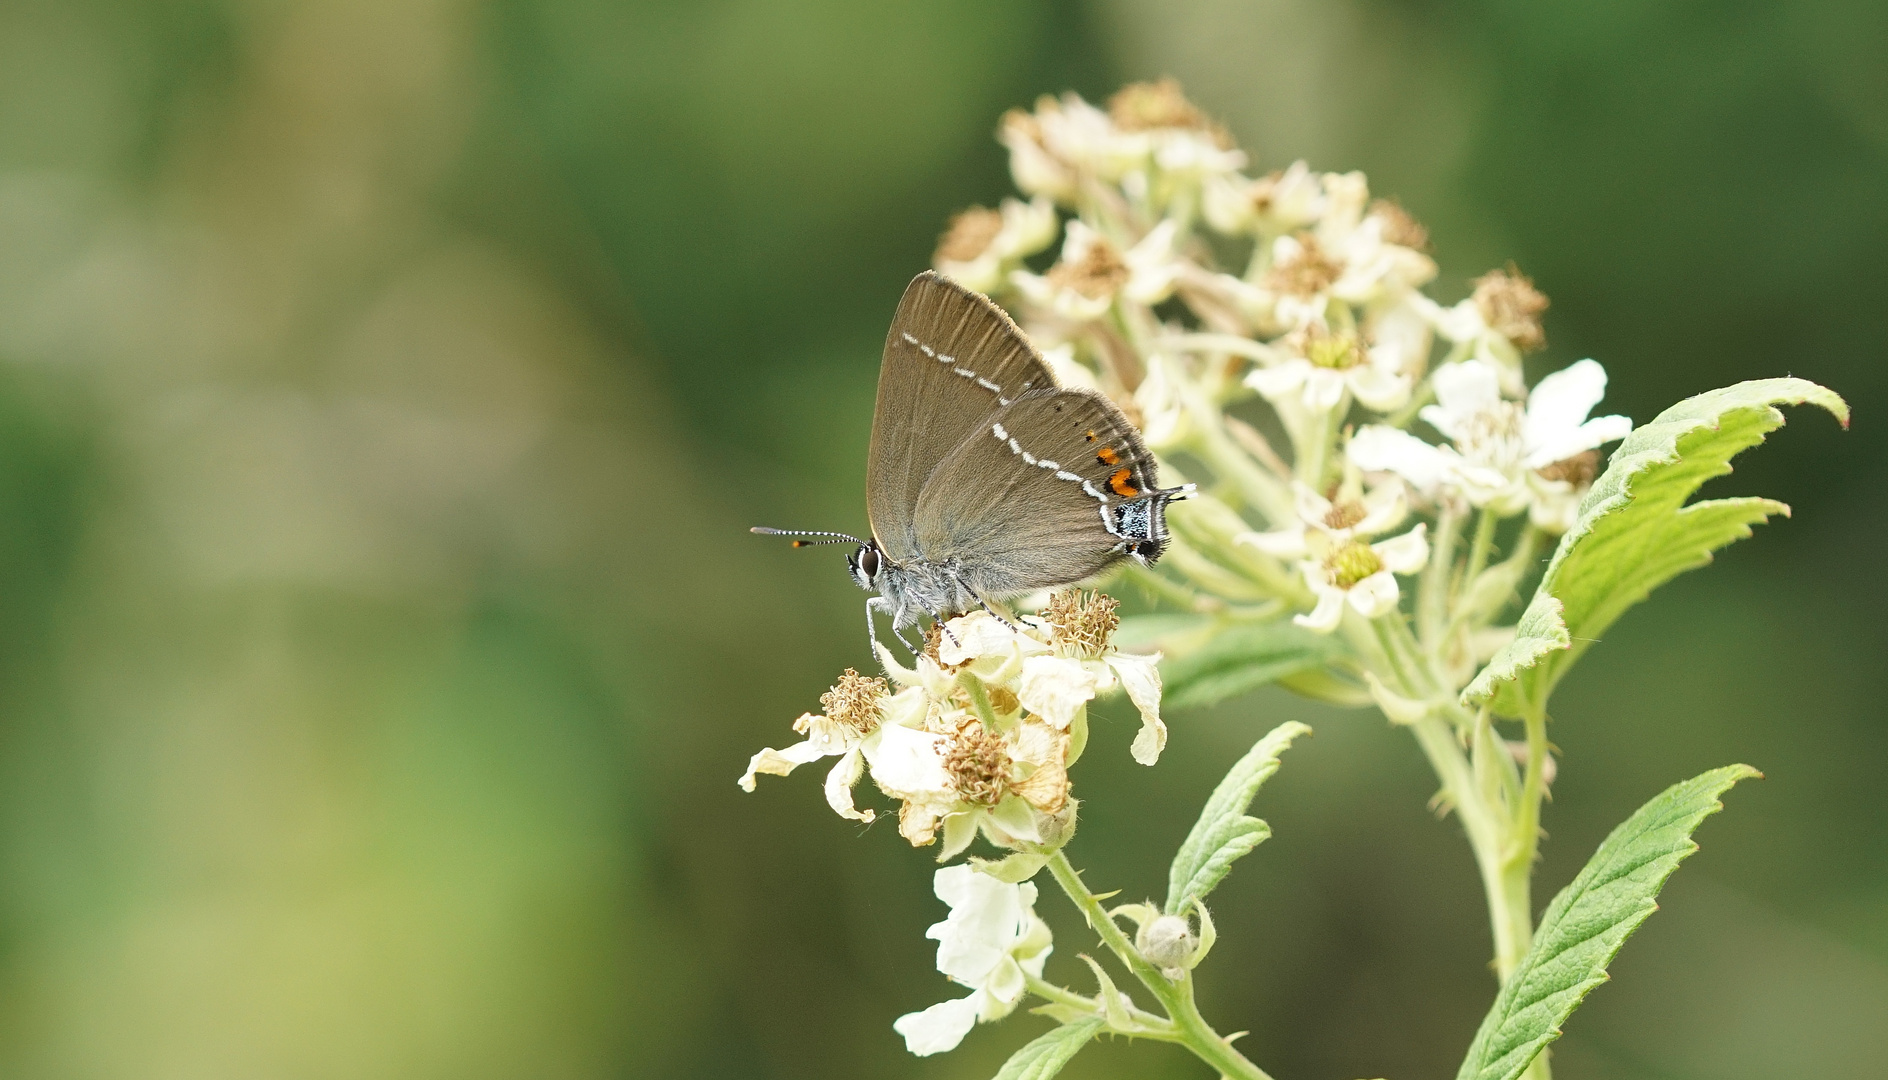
top-left (847, 538), bottom-right (885, 591)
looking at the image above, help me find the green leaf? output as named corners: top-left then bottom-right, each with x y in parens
top-left (993, 1018), bottom-right (1105, 1080)
top-left (1464, 378), bottom-right (1846, 715)
top-left (1454, 764), bottom-right (1760, 1080)
top-left (1165, 721), bottom-right (1310, 913)
top-left (1162, 621), bottom-right (1344, 710)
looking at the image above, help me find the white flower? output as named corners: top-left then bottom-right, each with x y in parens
top-left (1294, 524), bottom-right (1430, 633)
top-left (1202, 160), bottom-right (1325, 236)
top-left (738, 676), bottom-right (950, 824)
top-left (1245, 325), bottom-right (1412, 414)
top-left (1033, 93), bottom-right (1150, 183)
top-left (1418, 267), bottom-right (1550, 395)
top-left (932, 196), bottom-right (1059, 293)
top-left (1236, 479), bottom-right (1409, 561)
top-left (1349, 359), bottom-right (1630, 522)
top-left (1013, 220), bottom-right (1185, 322)
top-left (1133, 351), bottom-right (1190, 449)
top-left (893, 865), bottom-right (1054, 1056)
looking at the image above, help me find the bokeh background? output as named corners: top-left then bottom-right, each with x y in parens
top-left (0, 1), bottom-right (1881, 1077)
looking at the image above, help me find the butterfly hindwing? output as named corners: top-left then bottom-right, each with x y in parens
top-left (910, 388), bottom-right (1162, 596)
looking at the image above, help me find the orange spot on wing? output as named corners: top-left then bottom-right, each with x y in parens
top-left (1084, 429), bottom-right (1097, 442)
top-left (1109, 469), bottom-right (1140, 497)
top-left (1096, 446), bottom-right (1121, 466)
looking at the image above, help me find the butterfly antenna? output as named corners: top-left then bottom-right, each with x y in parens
top-left (750, 527), bottom-right (866, 549)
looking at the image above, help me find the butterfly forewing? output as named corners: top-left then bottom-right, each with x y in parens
top-left (911, 388), bottom-right (1161, 595)
top-left (866, 272), bottom-right (1056, 560)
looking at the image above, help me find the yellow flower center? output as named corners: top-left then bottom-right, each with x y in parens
top-left (1325, 541), bottom-right (1383, 590)
top-left (1304, 330), bottom-right (1362, 370)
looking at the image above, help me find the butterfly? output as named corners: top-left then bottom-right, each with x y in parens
top-left (756, 271), bottom-right (1191, 654)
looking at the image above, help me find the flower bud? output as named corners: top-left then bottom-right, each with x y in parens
top-left (1135, 913), bottom-right (1198, 975)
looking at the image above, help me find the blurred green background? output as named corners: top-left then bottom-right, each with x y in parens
top-left (0, 1), bottom-right (1880, 1077)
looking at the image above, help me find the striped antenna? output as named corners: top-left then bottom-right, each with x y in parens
top-left (750, 527), bottom-right (866, 548)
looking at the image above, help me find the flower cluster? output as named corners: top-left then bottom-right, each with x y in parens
top-left (740, 590), bottom-right (1164, 861)
top-left (939, 79), bottom-right (1633, 645)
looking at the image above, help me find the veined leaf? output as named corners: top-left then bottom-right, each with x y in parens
top-left (993, 1018), bottom-right (1105, 1080)
top-left (1162, 620), bottom-right (1344, 711)
top-left (1165, 721), bottom-right (1310, 914)
top-left (1464, 378), bottom-right (1846, 715)
top-left (1454, 764), bottom-right (1759, 1080)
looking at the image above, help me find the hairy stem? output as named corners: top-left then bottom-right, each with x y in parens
top-left (1045, 851), bottom-right (1275, 1080)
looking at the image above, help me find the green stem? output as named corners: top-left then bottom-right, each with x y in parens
top-left (1045, 851), bottom-right (1274, 1080)
top-left (1498, 704), bottom-right (1550, 982)
top-left (1418, 503), bottom-right (1462, 648)
top-left (960, 672), bottom-right (1001, 731)
top-left (1022, 973), bottom-right (1179, 1040)
top-left (1461, 508), bottom-right (1499, 598)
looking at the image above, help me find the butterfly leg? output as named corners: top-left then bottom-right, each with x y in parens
top-left (973, 593), bottom-right (1021, 632)
top-left (867, 595), bottom-right (922, 659)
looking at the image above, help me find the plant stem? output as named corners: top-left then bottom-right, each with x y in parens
top-left (1419, 503), bottom-right (1462, 648)
top-left (1461, 508), bottom-right (1499, 597)
top-left (1023, 973), bottom-right (1180, 1040)
top-left (1045, 851), bottom-right (1275, 1080)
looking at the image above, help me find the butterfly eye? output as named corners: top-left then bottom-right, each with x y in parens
top-left (857, 545), bottom-right (881, 579)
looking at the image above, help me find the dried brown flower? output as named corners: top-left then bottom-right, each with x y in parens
top-left (943, 725), bottom-right (1012, 807)
top-left (1044, 589), bottom-right (1120, 657)
top-left (935, 206), bottom-right (1005, 264)
top-left (1264, 233), bottom-right (1344, 297)
top-left (1047, 236), bottom-right (1130, 300)
top-left (1536, 448), bottom-right (1600, 487)
top-left (1369, 199), bottom-right (1430, 251)
top-left (821, 668), bottom-right (887, 734)
top-left (1472, 264), bottom-right (1550, 352)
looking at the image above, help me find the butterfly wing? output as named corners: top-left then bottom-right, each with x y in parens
top-left (867, 272), bottom-right (1056, 561)
top-left (910, 388), bottom-right (1164, 597)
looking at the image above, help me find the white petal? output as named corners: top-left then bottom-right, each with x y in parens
top-left (1432, 359), bottom-right (1503, 424)
top-left (1372, 523), bottom-right (1430, 575)
top-left (1294, 585), bottom-right (1347, 633)
top-left (1017, 655), bottom-right (1102, 729)
top-left (1354, 481), bottom-right (1409, 535)
top-left (1347, 426), bottom-right (1450, 492)
top-left (1347, 364), bottom-right (1410, 413)
top-left (893, 994), bottom-right (981, 1056)
top-left (1245, 359), bottom-right (1309, 401)
top-left (1346, 570), bottom-right (1402, 618)
top-left (738, 726), bottom-right (844, 791)
top-left (1302, 367), bottom-right (1348, 412)
top-left (1525, 413), bottom-right (1633, 470)
top-left (1235, 527), bottom-right (1308, 559)
top-left (863, 724), bottom-right (952, 796)
top-left (1108, 652), bottom-right (1167, 766)
top-left (1292, 483), bottom-right (1335, 525)
top-left (822, 750), bottom-right (873, 822)
top-left (1524, 359), bottom-right (1609, 447)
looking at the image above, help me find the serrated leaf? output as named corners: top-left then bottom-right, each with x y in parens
top-left (1162, 621), bottom-right (1344, 710)
top-left (1165, 721), bottom-right (1310, 913)
top-left (1464, 378), bottom-right (1846, 715)
top-left (1454, 764), bottom-right (1759, 1080)
top-left (993, 1017), bottom-right (1105, 1080)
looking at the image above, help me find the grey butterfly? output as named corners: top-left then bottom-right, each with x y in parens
top-left (756, 271), bottom-right (1192, 654)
